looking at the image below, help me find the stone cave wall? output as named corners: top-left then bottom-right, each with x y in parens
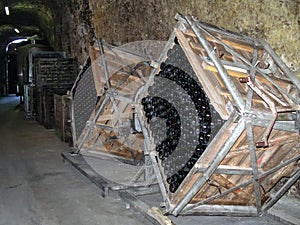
top-left (88, 0), bottom-right (299, 77)
top-left (50, 0), bottom-right (299, 77)
top-left (50, 0), bottom-right (94, 64)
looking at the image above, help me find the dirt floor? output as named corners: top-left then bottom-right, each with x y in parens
top-left (0, 95), bottom-right (299, 225)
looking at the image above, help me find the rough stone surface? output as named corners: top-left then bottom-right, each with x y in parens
top-left (50, 0), bottom-right (94, 64)
top-left (88, 0), bottom-right (299, 77)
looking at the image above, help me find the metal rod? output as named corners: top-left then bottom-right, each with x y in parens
top-left (94, 124), bottom-right (116, 132)
top-left (245, 47), bottom-right (258, 110)
top-left (97, 39), bottom-right (112, 88)
top-left (149, 152), bottom-right (170, 207)
top-left (175, 13), bottom-right (259, 47)
top-left (170, 119), bottom-right (245, 216)
top-left (259, 39), bottom-right (300, 93)
top-left (260, 154), bottom-right (300, 179)
top-left (71, 93), bottom-right (78, 150)
top-left (263, 168), bottom-right (300, 212)
top-left (246, 121), bottom-right (262, 214)
top-left (196, 166), bottom-right (253, 175)
top-left (77, 96), bottom-right (109, 150)
top-left (144, 154), bottom-right (155, 185)
top-left (184, 16), bottom-right (245, 112)
top-left (186, 177), bottom-right (253, 210)
top-left (109, 94), bottom-right (137, 161)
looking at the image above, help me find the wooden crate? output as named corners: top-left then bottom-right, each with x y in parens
top-left (35, 90), bottom-right (44, 125)
top-left (33, 57), bottom-right (77, 130)
top-left (35, 58), bottom-right (77, 90)
top-left (42, 87), bottom-right (55, 129)
top-left (54, 94), bottom-right (72, 144)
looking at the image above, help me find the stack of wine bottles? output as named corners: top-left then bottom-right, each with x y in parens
top-left (142, 44), bottom-right (223, 193)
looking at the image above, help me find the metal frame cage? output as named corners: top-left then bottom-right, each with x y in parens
top-left (69, 14), bottom-right (300, 218)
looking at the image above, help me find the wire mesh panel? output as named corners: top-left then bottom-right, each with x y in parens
top-left (71, 58), bottom-right (98, 142)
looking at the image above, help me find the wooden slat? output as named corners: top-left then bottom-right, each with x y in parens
top-left (183, 29), bottom-right (264, 54)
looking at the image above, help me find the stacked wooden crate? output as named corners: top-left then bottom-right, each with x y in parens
top-left (34, 58), bottom-right (77, 129)
top-left (54, 94), bottom-right (72, 145)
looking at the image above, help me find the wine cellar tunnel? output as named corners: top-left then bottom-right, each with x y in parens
top-left (0, 1), bottom-right (299, 225)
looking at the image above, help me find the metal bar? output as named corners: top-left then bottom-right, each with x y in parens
top-left (61, 152), bottom-right (110, 196)
top-left (245, 47), bottom-right (258, 110)
top-left (81, 150), bottom-right (138, 166)
top-left (149, 152), bottom-right (170, 207)
top-left (127, 185), bottom-right (161, 196)
top-left (184, 15), bottom-right (245, 112)
top-left (263, 168), bottom-right (300, 212)
top-left (109, 94), bottom-right (137, 161)
top-left (113, 94), bottom-right (135, 104)
top-left (170, 118), bottom-right (245, 216)
top-left (252, 119), bottom-right (297, 133)
top-left (135, 104), bottom-right (152, 155)
top-left (70, 93), bottom-right (78, 150)
top-left (144, 154), bottom-right (156, 185)
top-left (260, 154), bottom-right (300, 179)
top-left (97, 39), bottom-right (112, 88)
top-left (103, 42), bottom-right (151, 64)
top-left (259, 39), bottom-right (300, 93)
top-left (196, 19), bottom-right (258, 46)
top-left (128, 165), bottom-right (146, 185)
top-left (246, 121), bottom-right (262, 214)
top-left (77, 96), bottom-right (109, 150)
top-left (196, 166), bottom-right (253, 175)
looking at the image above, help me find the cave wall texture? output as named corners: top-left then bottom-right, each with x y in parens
top-left (51, 0), bottom-right (299, 78)
top-left (49, 0), bottom-right (94, 64)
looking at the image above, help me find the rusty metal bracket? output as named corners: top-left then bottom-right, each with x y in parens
top-left (240, 77), bottom-right (277, 147)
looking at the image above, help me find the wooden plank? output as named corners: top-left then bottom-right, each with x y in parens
top-left (183, 29), bottom-right (264, 54)
top-left (203, 63), bottom-right (293, 90)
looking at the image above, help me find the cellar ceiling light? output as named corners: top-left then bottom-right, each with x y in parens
top-left (5, 6), bottom-right (9, 15)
